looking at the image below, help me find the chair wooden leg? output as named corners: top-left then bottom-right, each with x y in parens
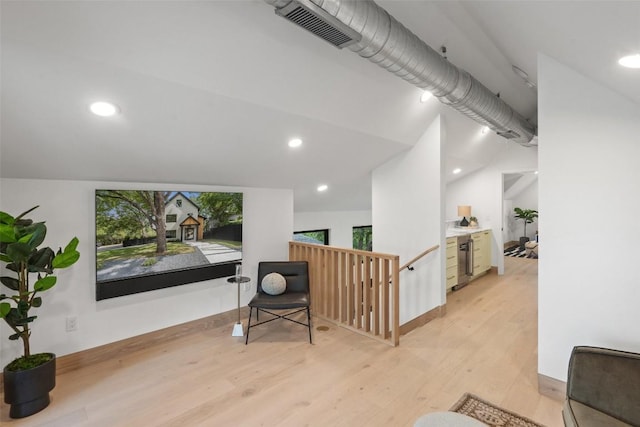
top-left (245, 307), bottom-right (253, 345)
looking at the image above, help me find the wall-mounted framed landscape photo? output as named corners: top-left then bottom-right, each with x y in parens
top-left (95, 190), bottom-right (242, 300)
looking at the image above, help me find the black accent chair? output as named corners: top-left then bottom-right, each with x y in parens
top-left (563, 346), bottom-right (640, 426)
top-left (245, 261), bottom-right (312, 344)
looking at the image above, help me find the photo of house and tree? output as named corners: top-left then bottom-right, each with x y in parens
top-left (95, 190), bottom-right (242, 283)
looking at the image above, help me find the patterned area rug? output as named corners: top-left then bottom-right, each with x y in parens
top-left (504, 245), bottom-right (528, 258)
top-left (451, 393), bottom-right (546, 427)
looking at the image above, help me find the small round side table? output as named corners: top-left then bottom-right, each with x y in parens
top-left (227, 276), bottom-right (250, 337)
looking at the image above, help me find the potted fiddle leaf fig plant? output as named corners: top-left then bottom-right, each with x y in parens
top-left (514, 207), bottom-right (538, 250)
top-left (0, 206), bottom-right (80, 418)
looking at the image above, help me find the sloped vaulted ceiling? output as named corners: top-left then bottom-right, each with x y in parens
top-left (1, 1), bottom-right (638, 211)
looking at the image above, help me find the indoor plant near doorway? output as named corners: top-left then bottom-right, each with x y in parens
top-left (0, 206), bottom-right (80, 418)
top-left (514, 207), bottom-right (538, 250)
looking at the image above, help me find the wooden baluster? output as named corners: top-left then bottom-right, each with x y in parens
top-left (363, 255), bottom-right (371, 332)
top-left (372, 257), bottom-right (380, 336)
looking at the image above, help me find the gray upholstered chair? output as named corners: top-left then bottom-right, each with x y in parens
top-left (245, 261), bottom-right (312, 344)
top-left (563, 346), bottom-right (640, 426)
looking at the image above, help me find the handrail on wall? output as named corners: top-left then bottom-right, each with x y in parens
top-left (399, 244), bottom-right (440, 273)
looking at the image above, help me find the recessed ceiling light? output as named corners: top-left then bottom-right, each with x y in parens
top-left (618, 54), bottom-right (640, 69)
top-left (420, 90), bottom-right (433, 103)
top-left (534, 171), bottom-right (539, 175)
top-left (317, 184), bottom-right (328, 192)
top-left (453, 168), bottom-right (461, 174)
top-left (90, 101), bottom-right (119, 117)
top-left (481, 126), bottom-right (490, 134)
top-left (288, 138), bottom-right (302, 148)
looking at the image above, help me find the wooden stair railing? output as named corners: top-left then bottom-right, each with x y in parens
top-left (289, 242), bottom-right (441, 346)
top-left (289, 242), bottom-right (400, 346)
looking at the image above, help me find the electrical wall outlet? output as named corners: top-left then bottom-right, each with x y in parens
top-left (66, 316), bottom-right (78, 332)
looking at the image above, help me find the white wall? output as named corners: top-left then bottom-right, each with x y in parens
top-left (294, 210), bottom-right (371, 249)
top-left (0, 178), bottom-right (292, 366)
top-left (446, 145), bottom-right (538, 273)
top-left (538, 55), bottom-right (640, 381)
top-left (511, 178), bottom-right (538, 215)
top-left (372, 116), bottom-right (442, 325)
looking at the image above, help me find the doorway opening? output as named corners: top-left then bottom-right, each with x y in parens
top-left (500, 170), bottom-right (538, 275)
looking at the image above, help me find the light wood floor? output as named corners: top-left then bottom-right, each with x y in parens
top-left (1, 256), bottom-right (562, 426)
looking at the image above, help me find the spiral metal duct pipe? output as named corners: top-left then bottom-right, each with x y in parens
top-left (265, 0), bottom-right (536, 145)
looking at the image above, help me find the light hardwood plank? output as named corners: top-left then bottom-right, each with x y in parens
top-left (0, 257), bottom-right (562, 426)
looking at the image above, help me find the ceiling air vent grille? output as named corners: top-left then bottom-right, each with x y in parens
top-left (275, 0), bottom-right (362, 49)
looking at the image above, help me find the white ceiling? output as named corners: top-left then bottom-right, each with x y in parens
top-left (1, 1), bottom-right (639, 212)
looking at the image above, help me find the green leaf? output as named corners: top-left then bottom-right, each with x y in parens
top-left (0, 254), bottom-right (13, 263)
top-left (15, 316), bottom-right (37, 325)
top-left (52, 241), bottom-right (80, 269)
top-left (29, 247), bottom-right (54, 273)
top-left (14, 206), bottom-right (39, 221)
top-left (9, 333), bottom-right (20, 340)
top-left (64, 237), bottom-right (79, 253)
top-left (5, 262), bottom-right (19, 273)
top-left (0, 276), bottom-right (20, 291)
top-left (14, 219), bottom-right (33, 227)
top-left (0, 223), bottom-right (17, 243)
top-left (6, 242), bottom-right (33, 263)
top-left (34, 276), bottom-right (56, 292)
top-left (4, 307), bottom-right (19, 327)
top-left (0, 211), bottom-right (15, 226)
top-left (18, 232), bottom-right (34, 244)
top-left (26, 223), bottom-right (47, 248)
top-left (32, 297), bottom-right (42, 308)
top-left (17, 299), bottom-right (29, 315)
top-left (0, 302), bottom-right (10, 318)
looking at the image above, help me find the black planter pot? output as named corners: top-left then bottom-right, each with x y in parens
top-left (3, 353), bottom-right (56, 418)
top-left (519, 236), bottom-right (530, 250)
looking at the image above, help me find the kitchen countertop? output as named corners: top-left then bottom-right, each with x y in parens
top-left (446, 227), bottom-right (491, 238)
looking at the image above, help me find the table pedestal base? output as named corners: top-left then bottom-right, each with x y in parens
top-left (232, 322), bottom-right (244, 337)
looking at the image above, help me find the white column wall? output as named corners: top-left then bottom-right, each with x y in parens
top-left (293, 210), bottom-right (371, 249)
top-left (538, 55), bottom-right (640, 380)
top-left (372, 116), bottom-right (443, 324)
top-left (0, 178), bottom-right (292, 366)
